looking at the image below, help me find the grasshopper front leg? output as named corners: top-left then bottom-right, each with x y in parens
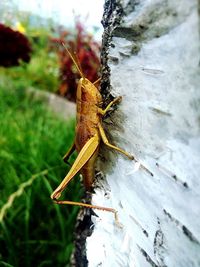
top-left (98, 96), bottom-right (122, 116)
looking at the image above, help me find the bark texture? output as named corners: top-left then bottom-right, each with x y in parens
top-left (87, 0), bottom-right (200, 266)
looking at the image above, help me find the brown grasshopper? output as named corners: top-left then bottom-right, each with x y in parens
top-left (51, 45), bottom-right (134, 219)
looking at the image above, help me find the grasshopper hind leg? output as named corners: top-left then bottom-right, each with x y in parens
top-left (54, 199), bottom-right (121, 227)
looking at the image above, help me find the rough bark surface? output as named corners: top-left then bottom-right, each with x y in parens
top-left (87, 0), bottom-right (200, 266)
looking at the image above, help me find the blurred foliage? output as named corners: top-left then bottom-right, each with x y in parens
top-left (0, 86), bottom-right (83, 266)
top-left (50, 20), bottom-right (100, 102)
top-left (0, 18), bottom-right (101, 99)
top-left (0, 21), bottom-right (60, 93)
top-left (0, 23), bottom-right (32, 67)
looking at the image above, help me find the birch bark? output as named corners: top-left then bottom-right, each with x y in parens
top-left (86, 0), bottom-right (200, 266)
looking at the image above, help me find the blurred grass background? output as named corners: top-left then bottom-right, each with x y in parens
top-left (0, 15), bottom-right (85, 266)
top-left (0, 85), bottom-right (83, 266)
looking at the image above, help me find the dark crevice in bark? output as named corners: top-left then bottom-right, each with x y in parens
top-left (163, 209), bottom-right (200, 245)
top-left (70, 193), bottom-right (95, 267)
top-left (100, 0), bottom-right (124, 105)
top-left (138, 246), bottom-right (160, 267)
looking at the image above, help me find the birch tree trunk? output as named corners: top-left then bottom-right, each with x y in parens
top-left (86, 0), bottom-right (200, 266)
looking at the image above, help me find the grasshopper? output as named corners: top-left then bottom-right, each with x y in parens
top-left (51, 45), bottom-right (134, 220)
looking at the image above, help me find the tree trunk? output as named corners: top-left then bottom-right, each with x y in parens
top-left (86, 0), bottom-right (200, 266)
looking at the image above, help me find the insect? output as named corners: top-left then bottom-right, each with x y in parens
top-left (51, 44), bottom-right (134, 220)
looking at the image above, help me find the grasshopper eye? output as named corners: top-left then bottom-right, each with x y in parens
top-left (82, 80), bottom-right (89, 91)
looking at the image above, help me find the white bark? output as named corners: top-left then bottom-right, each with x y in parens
top-left (87, 0), bottom-right (200, 266)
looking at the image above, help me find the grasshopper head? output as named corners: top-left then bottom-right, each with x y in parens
top-left (80, 78), bottom-right (102, 104)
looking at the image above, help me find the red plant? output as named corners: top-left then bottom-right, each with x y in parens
top-left (0, 23), bottom-right (32, 67)
top-left (50, 21), bottom-right (100, 102)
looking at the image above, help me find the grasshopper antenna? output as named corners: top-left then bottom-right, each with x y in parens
top-left (61, 42), bottom-right (85, 79)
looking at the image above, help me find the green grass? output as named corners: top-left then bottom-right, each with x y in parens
top-left (0, 86), bottom-right (83, 266)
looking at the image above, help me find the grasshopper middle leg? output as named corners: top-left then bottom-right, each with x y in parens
top-left (98, 123), bottom-right (134, 160)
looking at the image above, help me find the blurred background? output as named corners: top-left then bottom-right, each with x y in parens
top-left (0, 0), bottom-right (104, 266)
